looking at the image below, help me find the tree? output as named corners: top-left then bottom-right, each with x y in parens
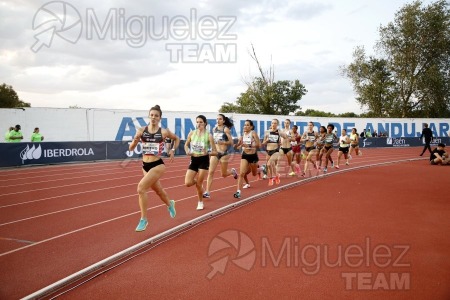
top-left (220, 45), bottom-right (307, 115)
top-left (295, 109), bottom-right (336, 117)
top-left (342, 47), bottom-right (396, 117)
top-left (342, 0), bottom-right (450, 117)
top-left (0, 83), bottom-right (30, 108)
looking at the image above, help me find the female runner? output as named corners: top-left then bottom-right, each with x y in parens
top-left (184, 115), bottom-right (218, 210)
top-left (301, 121), bottom-right (319, 176)
top-left (129, 105), bottom-right (180, 232)
top-left (262, 119), bottom-right (288, 185)
top-left (336, 128), bottom-right (351, 169)
top-left (233, 120), bottom-right (261, 198)
top-left (348, 128), bottom-right (362, 158)
top-left (322, 124), bottom-right (338, 173)
top-left (279, 119), bottom-right (296, 176)
top-left (204, 114), bottom-right (237, 199)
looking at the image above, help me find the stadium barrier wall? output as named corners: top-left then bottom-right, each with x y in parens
top-left (1, 137), bottom-right (449, 168)
top-left (1, 108), bottom-right (449, 142)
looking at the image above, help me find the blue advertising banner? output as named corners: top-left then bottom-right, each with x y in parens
top-left (0, 142), bottom-right (107, 167)
top-left (1, 137), bottom-right (449, 168)
top-left (359, 137), bottom-right (450, 148)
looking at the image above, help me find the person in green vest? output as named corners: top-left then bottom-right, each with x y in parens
top-left (31, 127), bottom-right (44, 142)
top-left (9, 125), bottom-right (23, 142)
top-left (4, 126), bottom-right (14, 142)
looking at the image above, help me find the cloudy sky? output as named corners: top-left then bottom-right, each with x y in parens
top-left (0, 0), bottom-right (436, 114)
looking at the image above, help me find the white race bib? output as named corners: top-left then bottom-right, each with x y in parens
top-left (143, 142), bottom-right (159, 155)
top-left (191, 141), bottom-right (206, 153)
top-left (213, 132), bottom-right (224, 143)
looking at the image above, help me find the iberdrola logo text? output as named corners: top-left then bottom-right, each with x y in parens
top-left (20, 144), bottom-right (95, 163)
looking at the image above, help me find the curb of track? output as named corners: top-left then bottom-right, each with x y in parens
top-left (22, 157), bottom-right (426, 299)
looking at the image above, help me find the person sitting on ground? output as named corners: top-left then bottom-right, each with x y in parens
top-left (430, 143), bottom-right (448, 165)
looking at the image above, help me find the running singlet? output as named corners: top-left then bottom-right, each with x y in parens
top-left (291, 132), bottom-right (300, 147)
top-left (324, 133), bottom-right (334, 145)
top-left (141, 127), bottom-right (164, 155)
top-left (307, 132), bottom-right (316, 142)
top-left (339, 135), bottom-right (350, 148)
top-left (190, 130), bottom-right (210, 155)
top-left (350, 133), bottom-right (358, 143)
top-left (213, 126), bottom-right (228, 144)
top-left (267, 130), bottom-right (280, 144)
top-left (242, 131), bottom-right (256, 149)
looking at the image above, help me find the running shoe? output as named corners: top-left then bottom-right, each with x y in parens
top-left (331, 162), bottom-right (335, 168)
top-left (196, 201), bottom-right (204, 210)
top-left (268, 178), bottom-right (274, 186)
top-left (135, 219), bottom-right (148, 232)
top-left (275, 175), bottom-right (281, 184)
top-left (203, 192), bottom-right (210, 198)
top-left (231, 168), bottom-right (238, 179)
top-left (234, 191), bottom-right (241, 198)
top-left (243, 183), bottom-right (250, 189)
top-left (323, 167), bottom-right (327, 173)
top-left (289, 171), bottom-right (296, 176)
top-left (335, 165), bottom-right (340, 169)
top-left (167, 200), bottom-right (176, 218)
top-left (263, 174), bottom-right (267, 179)
top-left (346, 162), bottom-right (349, 165)
top-left (358, 151), bottom-right (363, 156)
top-left (262, 164), bottom-right (267, 175)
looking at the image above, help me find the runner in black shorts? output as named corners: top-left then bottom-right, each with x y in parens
top-left (322, 124), bottom-right (338, 173)
top-left (336, 128), bottom-right (351, 169)
top-left (184, 115), bottom-right (218, 210)
top-left (233, 120), bottom-right (261, 198)
top-left (301, 121), bottom-right (319, 176)
top-left (129, 104), bottom-right (180, 232)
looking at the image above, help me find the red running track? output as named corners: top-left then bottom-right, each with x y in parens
top-left (0, 147), bottom-right (449, 299)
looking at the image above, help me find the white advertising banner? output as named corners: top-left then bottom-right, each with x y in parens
top-left (1, 108), bottom-right (449, 142)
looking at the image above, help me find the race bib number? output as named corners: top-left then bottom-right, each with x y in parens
top-left (191, 141), bottom-right (205, 153)
top-left (268, 134), bottom-right (278, 143)
top-left (243, 135), bottom-right (252, 146)
top-left (143, 142), bottom-right (159, 155)
top-left (213, 132), bottom-right (223, 143)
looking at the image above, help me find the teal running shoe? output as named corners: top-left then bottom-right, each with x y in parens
top-left (135, 219), bottom-right (148, 232)
top-left (168, 200), bottom-right (176, 218)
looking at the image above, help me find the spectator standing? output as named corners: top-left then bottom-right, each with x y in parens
top-left (4, 126), bottom-right (13, 142)
top-left (360, 129), bottom-right (366, 138)
top-left (366, 129), bottom-right (372, 138)
top-left (31, 127), bottom-right (44, 142)
top-left (9, 125), bottom-right (23, 142)
top-left (420, 123), bottom-right (433, 156)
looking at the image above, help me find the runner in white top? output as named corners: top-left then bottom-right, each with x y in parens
top-left (300, 121), bottom-right (320, 176)
top-left (336, 128), bottom-right (351, 169)
top-left (262, 119), bottom-right (288, 186)
top-left (204, 114), bottom-right (237, 199)
top-left (279, 119), bottom-right (297, 176)
top-left (233, 120), bottom-right (262, 198)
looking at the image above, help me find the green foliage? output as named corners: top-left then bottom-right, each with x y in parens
top-left (0, 83), bottom-right (31, 108)
top-left (342, 0), bottom-right (450, 117)
top-left (220, 78), bottom-right (307, 115)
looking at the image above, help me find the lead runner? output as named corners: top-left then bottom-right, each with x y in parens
top-left (129, 105), bottom-right (180, 232)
